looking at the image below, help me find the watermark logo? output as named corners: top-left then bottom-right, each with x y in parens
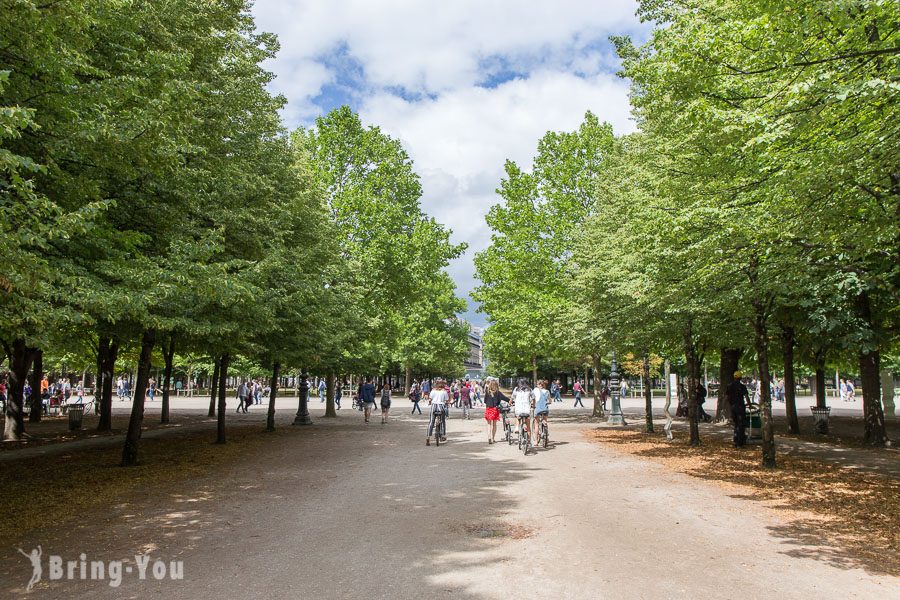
top-left (16, 547), bottom-right (41, 592)
top-left (15, 547), bottom-right (183, 590)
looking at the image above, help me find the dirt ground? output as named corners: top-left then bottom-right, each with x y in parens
top-left (0, 403), bottom-right (897, 599)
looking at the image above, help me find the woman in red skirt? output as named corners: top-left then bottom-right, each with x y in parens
top-left (483, 378), bottom-right (508, 444)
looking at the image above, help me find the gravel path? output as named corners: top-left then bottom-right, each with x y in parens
top-left (2, 405), bottom-right (896, 599)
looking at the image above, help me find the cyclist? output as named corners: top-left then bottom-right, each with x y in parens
top-left (512, 379), bottom-right (532, 444)
top-left (532, 379), bottom-right (550, 444)
top-left (426, 379), bottom-right (449, 446)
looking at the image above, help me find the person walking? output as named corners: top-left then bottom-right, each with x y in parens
top-left (360, 377), bottom-right (376, 423)
top-left (147, 378), bottom-right (156, 402)
top-left (236, 380), bottom-right (249, 413)
top-left (483, 378), bottom-right (507, 444)
top-left (573, 379), bottom-right (585, 408)
top-left (334, 381), bottom-right (342, 410)
top-left (318, 378), bottom-right (326, 403)
top-left (409, 381), bottom-right (422, 415)
top-left (460, 381), bottom-right (472, 419)
top-left (726, 371), bottom-right (751, 447)
top-left (600, 383), bottom-right (610, 411)
top-left (696, 382), bottom-right (711, 423)
top-left (380, 382), bottom-right (392, 424)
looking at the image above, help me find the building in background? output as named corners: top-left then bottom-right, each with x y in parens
top-left (464, 326), bottom-right (485, 380)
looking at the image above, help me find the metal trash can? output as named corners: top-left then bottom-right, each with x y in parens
top-left (68, 404), bottom-right (84, 431)
top-left (810, 406), bottom-right (830, 434)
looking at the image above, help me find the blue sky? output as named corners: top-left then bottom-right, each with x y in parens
top-left (251, 0), bottom-right (651, 326)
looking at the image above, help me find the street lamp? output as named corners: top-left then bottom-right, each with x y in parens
top-left (293, 373), bottom-right (313, 426)
top-left (607, 351), bottom-right (626, 426)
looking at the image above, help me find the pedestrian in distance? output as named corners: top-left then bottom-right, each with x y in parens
top-left (573, 379), bottom-right (585, 408)
top-left (360, 377), bottom-right (376, 423)
top-left (236, 380), bottom-right (249, 413)
top-left (726, 371), bottom-right (751, 447)
top-left (334, 382), bottom-right (342, 410)
top-left (460, 381), bottom-right (472, 419)
top-left (380, 382), bottom-right (392, 424)
top-left (696, 382), bottom-right (711, 423)
top-left (409, 381), bottom-right (422, 415)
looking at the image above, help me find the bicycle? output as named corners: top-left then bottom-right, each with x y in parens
top-left (517, 418), bottom-right (531, 454)
top-left (537, 418), bottom-right (549, 448)
top-left (432, 409), bottom-right (446, 447)
top-left (500, 406), bottom-right (512, 444)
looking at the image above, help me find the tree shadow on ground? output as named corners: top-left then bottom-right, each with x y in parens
top-left (588, 427), bottom-right (900, 577)
top-left (0, 412), bottom-right (545, 598)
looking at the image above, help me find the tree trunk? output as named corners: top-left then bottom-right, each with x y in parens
top-left (405, 363), bottom-right (412, 395)
top-left (216, 353), bottom-right (229, 444)
top-left (752, 303), bottom-right (776, 468)
top-left (208, 356), bottom-right (220, 418)
top-left (814, 362), bottom-right (827, 409)
top-left (683, 322), bottom-right (700, 446)
top-left (643, 349), bottom-right (653, 433)
top-left (266, 361), bottom-right (280, 432)
top-left (532, 355), bottom-right (538, 386)
top-left (94, 340), bottom-right (104, 419)
top-left (716, 348), bottom-right (742, 421)
top-left (121, 329), bottom-right (156, 466)
top-left (324, 371), bottom-right (337, 418)
top-left (28, 349), bottom-right (43, 423)
top-left (856, 292), bottom-right (887, 446)
top-left (3, 339), bottom-right (35, 441)
top-left (882, 369), bottom-right (896, 421)
top-left (97, 338), bottom-right (119, 432)
top-left (781, 326), bottom-right (799, 434)
top-left (591, 354), bottom-right (604, 418)
top-left (160, 335), bottom-right (175, 424)
top-left (859, 348), bottom-right (886, 446)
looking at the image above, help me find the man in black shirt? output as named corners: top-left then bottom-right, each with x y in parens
top-left (727, 371), bottom-right (751, 447)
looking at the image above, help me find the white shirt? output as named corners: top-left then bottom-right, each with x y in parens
top-left (513, 389), bottom-right (532, 415)
top-left (430, 389), bottom-right (448, 409)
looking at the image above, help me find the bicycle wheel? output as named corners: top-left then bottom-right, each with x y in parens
top-left (435, 416), bottom-right (441, 447)
top-left (542, 423), bottom-right (548, 448)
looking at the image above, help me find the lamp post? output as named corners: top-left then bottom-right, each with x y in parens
top-left (607, 351), bottom-right (626, 425)
top-left (293, 373), bottom-right (313, 426)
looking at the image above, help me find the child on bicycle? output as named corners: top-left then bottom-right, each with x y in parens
top-left (532, 379), bottom-right (550, 444)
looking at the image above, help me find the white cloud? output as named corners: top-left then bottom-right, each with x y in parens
top-left (251, 0), bottom-right (646, 324)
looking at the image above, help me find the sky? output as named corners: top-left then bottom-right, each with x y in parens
top-left (251, 0), bottom-right (651, 326)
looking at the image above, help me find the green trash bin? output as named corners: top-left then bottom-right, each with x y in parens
top-left (68, 404), bottom-right (84, 431)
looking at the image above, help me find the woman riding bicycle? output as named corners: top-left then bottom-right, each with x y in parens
top-left (426, 379), bottom-right (449, 446)
top-left (512, 379), bottom-right (532, 443)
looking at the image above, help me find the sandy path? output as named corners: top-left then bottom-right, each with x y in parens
top-left (3, 406), bottom-right (896, 599)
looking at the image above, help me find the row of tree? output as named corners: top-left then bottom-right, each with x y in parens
top-left (1, 1), bottom-right (467, 463)
top-left (474, 0), bottom-right (899, 465)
